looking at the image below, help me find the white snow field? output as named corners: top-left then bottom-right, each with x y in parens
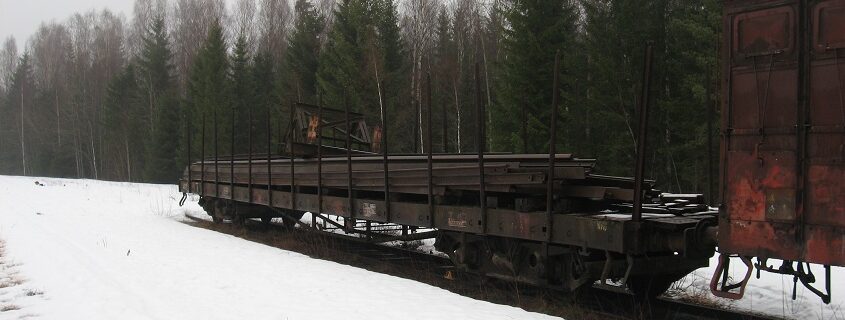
top-left (0, 175), bottom-right (842, 320)
top-left (0, 176), bottom-right (558, 320)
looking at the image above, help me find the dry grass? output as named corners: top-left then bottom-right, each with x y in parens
top-left (0, 304), bottom-right (20, 312)
top-left (24, 289), bottom-right (43, 297)
top-left (666, 273), bottom-right (732, 310)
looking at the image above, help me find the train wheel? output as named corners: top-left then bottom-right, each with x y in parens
top-left (280, 211), bottom-right (303, 230)
top-left (211, 200), bottom-right (225, 223)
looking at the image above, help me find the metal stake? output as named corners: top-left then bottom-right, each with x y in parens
top-left (381, 82), bottom-right (391, 222)
top-left (214, 109), bottom-right (219, 198)
top-left (427, 73), bottom-right (435, 227)
top-left (546, 50), bottom-right (561, 274)
top-left (201, 114), bottom-right (205, 196)
top-left (187, 116), bottom-right (192, 193)
top-left (317, 96), bottom-right (324, 225)
top-left (267, 107), bottom-right (273, 207)
top-left (345, 93), bottom-right (354, 226)
top-left (442, 81), bottom-right (448, 153)
top-left (248, 104), bottom-right (253, 202)
top-left (290, 102), bottom-right (299, 218)
top-left (632, 43), bottom-right (655, 223)
top-left (231, 108), bottom-right (235, 197)
top-left (475, 63), bottom-right (486, 233)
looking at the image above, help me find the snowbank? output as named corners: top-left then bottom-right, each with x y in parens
top-left (0, 176), bottom-right (556, 320)
top-left (672, 256), bottom-right (845, 319)
top-left (0, 175), bottom-right (841, 320)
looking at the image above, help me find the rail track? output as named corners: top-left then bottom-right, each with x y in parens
top-left (181, 213), bottom-right (782, 320)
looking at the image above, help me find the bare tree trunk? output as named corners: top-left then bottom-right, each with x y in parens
top-left (56, 89), bottom-right (61, 145)
top-left (89, 121), bottom-right (98, 179)
top-left (73, 105), bottom-right (82, 178)
top-left (371, 51), bottom-right (384, 123)
top-left (452, 78), bottom-right (462, 154)
top-left (20, 87), bottom-right (26, 175)
top-left (125, 132), bottom-right (131, 181)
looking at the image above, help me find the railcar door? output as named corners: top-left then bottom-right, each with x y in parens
top-left (721, 0), bottom-right (804, 262)
top-left (805, 0), bottom-right (845, 266)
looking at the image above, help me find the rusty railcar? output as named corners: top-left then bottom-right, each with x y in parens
top-left (713, 0), bottom-right (844, 302)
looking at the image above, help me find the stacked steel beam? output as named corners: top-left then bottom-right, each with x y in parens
top-left (185, 153), bottom-right (654, 203)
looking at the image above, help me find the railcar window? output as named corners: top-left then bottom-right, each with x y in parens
top-left (734, 7), bottom-right (793, 59)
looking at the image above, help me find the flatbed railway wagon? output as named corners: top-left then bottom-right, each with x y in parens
top-left (178, 0), bottom-right (845, 303)
top-left (180, 91), bottom-right (719, 299)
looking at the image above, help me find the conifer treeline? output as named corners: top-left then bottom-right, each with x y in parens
top-left (0, 0), bottom-right (720, 195)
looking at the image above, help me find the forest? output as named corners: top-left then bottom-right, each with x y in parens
top-left (0, 0), bottom-right (721, 197)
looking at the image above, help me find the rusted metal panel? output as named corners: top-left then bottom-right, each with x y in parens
top-left (434, 205), bottom-right (483, 233)
top-left (720, 219), bottom-right (803, 261)
top-left (722, 0), bottom-right (845, 267)
top-left (551, 215), bottom-right (626, 253)
top-left (805, 225), bottom-right (845, 265)
top-left (725, 151), bottom-right (798, 222)
top-left (804, 0), bottom-right (845, 266)
top-left (486, 210), bottom-right (547, 241)
top-left (732, 6), bottom-right (795, 62)
top-left (721, 0), bottom-right (804, 262)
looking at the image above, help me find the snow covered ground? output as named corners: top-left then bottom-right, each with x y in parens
top-left (0, 175), bottom-right (841, 319)
top-left (0, 176), bottom-right (557, 320)
top-left (670, 256), bottom-right (845, 319)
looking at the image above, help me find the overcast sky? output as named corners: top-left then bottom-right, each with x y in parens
top-left (0, 0), bottom-right (135, 47)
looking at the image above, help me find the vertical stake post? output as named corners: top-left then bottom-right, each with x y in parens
top-left (706, 67), bottom-right (715, 205)
top-left (248, 104), bottom-right (253, 203)
top-left (187, 116), bottom-right (192, 193)
top-left (415, 99), bottom-right (421, 153)
top-left (345, 93), bottom-right (354, 229)
top-left (633, 43), bottom-right (655, 223)
top-left (317, 97), bottom-right (324, 225)
top-left (214, 110), bottom-right (219, 198)
top-left (475, 63), bottom-right (486, 233)
top-left (442, 83), bottom-right (448, 153)
top-left (522, 95), bottom-right (529, 153)
top-left (201, 115), bottom-right (205, 196)
top-left (381, 83), bottom-right (391, 222)
top-left (267, 107), bottom-right (273, 207)
top-left (231, 108), bottom-right (235, 198)
top-left (426, 73), bottom-right (435, 227)
top-left (290, 102), bottom-right (298, 216)
top-left (546, 51), bottom-right (561, 272)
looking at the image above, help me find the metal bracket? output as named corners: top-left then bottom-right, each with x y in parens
top-left (710, 254), bottom-right (753, 299)
top-left (594, 251), bottom-right (635, 294)
top-left (796, 263), bottom-right (832, 304)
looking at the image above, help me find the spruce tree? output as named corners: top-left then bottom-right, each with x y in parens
top-left (187, 20), bottom-right (230, 155)
top-left (1, 53), bottom-right (35, 175)
top-left (284, 0), bottom-right (324, 104)
top-left (253, 50), bottom-right (276, 151)
top-left (493, 0), bottom-right (579, 153)
top-left (432, 6), bottom-right (455, 153)
top-left (138, 17), bottom-right (181, 183)
top-left (103, 64), bottom-right (143, 181)
top-left (317, 0), bottom-right (407, 150)
top-left (230, 35), bottom-right (253, 154)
